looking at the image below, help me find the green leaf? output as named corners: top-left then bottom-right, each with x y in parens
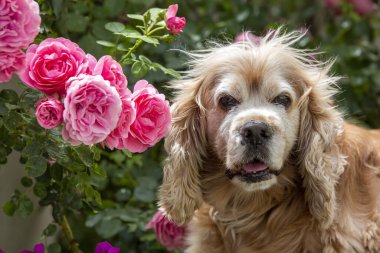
top-left (0, 145), bottom-right (7, 164)
top-left (104, 0), bottom-right (125, 17)
top-left (17, 195), bottom-right (33, 218)
top-left (66, 13), bottom-right (89, 33)
top-left (85, 213), bottom-right (103, 227)
top-left (140, 36), bottom-right (159, 45)
top-left (26, 156), bottom-right (47, 177)
top-left (0, 89), bottom-right (19, 104)
top-left (139, 55), bottom-right (152, 64)
top-left (105, 22), bottom-right (125, 33)
top-left (43, 223), bottom-right (57, 237)
top-left (96, 40), bottom-right (116, 47)
top-left (21, 177), bottom-right (33, 188)
top-left (52, 0), bottom-right (64, 17)
top-left (4, 111), bottom-right (24, 131)
top-left (2, 200), bottom-right (16, 216)
top-left (73, 145), bottom-right (94, 167)
top-left (33, 182), bottom-right (48, 198)
top-left (90, 164), bottom-right (107, 178)
top-left (127, 14), bottom-right (144, 21)
top-left (115, 188), bottom-right (131, 202)
top-left (145, 8), bottom-right (165, 22)
top-left (96, 218), bottom-right (123, 238)
top-left (131, 61), bottom-right (148, 78)
top-left (152, 63), bottom-right (181, 79)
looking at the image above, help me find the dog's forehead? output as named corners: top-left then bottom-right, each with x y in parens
top-left (214, 72), bottom-right (294, 100)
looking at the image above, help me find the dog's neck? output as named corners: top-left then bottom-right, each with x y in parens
top-left (200, 152), bottom-right (306, 233)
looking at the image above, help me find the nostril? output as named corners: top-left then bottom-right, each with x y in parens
top-left (240, 122), bottom-right (272, 145)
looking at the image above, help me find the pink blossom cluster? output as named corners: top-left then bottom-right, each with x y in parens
top-left (14, 241), bottom-right (120, 253)
top-left (325, 0), bottom-right (377, 15)
top-left (147, 210), bottom-right (186, 250)
top-left (165, 4), bottom-right (186, 35)
top-left (19, 37), bottom-right (171, 153)
top-left (0, 0), bottom-right (41, 83)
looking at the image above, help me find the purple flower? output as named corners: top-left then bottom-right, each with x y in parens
top-left (94, 241), bottom-right (120, 253)
top-left (20, 243), bottom-right (44, 253)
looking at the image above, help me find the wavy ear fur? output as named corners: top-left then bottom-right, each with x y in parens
top-left (158, 77), bottom-right (208, 225)
top-left (296, 64), bottom-right (346, 229)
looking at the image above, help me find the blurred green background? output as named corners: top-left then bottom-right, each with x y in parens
top-left (27, 0), bottom-right (380, 252)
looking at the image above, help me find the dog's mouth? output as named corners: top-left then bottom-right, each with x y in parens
top-left (225, 158), bottom-right (280, 183)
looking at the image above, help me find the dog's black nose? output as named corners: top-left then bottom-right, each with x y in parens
top-left (240, 122), bottom-right (272, 145)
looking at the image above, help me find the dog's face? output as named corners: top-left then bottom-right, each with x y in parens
top-left (159, 30), bottom-right (344, 225)
top-left (207, 69), bottom-right (300, 192)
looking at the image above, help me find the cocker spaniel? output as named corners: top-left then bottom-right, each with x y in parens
top-left (158, 29), bottom-right (380, 253)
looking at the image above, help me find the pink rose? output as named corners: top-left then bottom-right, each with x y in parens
top-left (0, 0), bottom-right (41, 52)
top-left (35, 97), bottom-right (64, 129)
top-left (94, 241), bottom-right (120, 253)
top-left (62, 74), bottom-right (122, 146)
top-left (105, 95), bottom-right (136, 150)
top-left (147, 210), bottom-right (186, 250)
top-left (165, 4), bottom-right (186, 35)
top-left (124, 80), bottom-right (171, 153)
top-left (91, 55), bottom-right (129, 98)
top-left (235, 32), bottom-right (261, 45)
top-left (0, 50), bottom-right (25, 83)
top-left (19, 38), bottom-right (89, 96)
top-left (325, 0), bottom-right (377, 15)
top-left (20, 243), bottom-right (44, 253)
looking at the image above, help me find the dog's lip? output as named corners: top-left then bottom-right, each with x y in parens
top-left (225, 159), bottom-right (281, 181)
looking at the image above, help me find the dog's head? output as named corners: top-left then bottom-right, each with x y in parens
top-left (159, 29), bottom-right (345, 226)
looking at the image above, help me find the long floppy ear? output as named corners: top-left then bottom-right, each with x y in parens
top-left (158, 77), bottom-right (207, 225)
top-left (296, 64), bottom-right (346, 229)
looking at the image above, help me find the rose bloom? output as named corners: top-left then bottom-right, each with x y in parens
top-left (91, 55), bottom-right (129, 98)
top-left (19, 38), bottom-right (89, 96)
top-left (147, 210), bottom-right (186, 250)
top-left (0, 50), bottom-right (25, 83)
top-left (35, 97), bottom-right (64, 129)
top-left (62, 74), bottom-right (122, 146)
top-left (165, 4), bottom-right (186, 35)
top-left (325, 0), bottom-right (377, 15)
top-left (20, 243), bottom-right (44, 253)
top-left (105, 95), bottom-right (136, 150)
top-left (94, 241), bottom-right (120, 253)
top-left (0, 0), bottom-right (41, 52)
top-left (124, 80), bottom-right (171, 153)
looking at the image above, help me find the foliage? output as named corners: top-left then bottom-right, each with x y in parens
top-left (1, 0), bottom-right (379, 253)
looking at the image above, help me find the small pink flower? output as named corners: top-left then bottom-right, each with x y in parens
top-left (62, 74), bottom-right (122, 146)
top-left (348, 0), bottom-right (377, 15)
top-left (235, 32), bottom-right (261, 45)
top-left (35, 97), bottom-right (64, 129)
top-left (20, 243), bottom-right (44, 253)
top-left (0, 50), bottom-right (25, 83)
top-left (147, 210), bottom-right (186, 250)
top-left (19, 38), bottom-right (89, 96)
top-left (124, 80), bottom-right (171, 153)
top-left (91, 55), bottom-right (129, 98)
top-left (165, 4), bottom-right (186, 35)
top-left (94, 241), bottom-right (120, 253)
top-left (0, 0), bottom-right (41, 52)
top-left (105, 96), bottom-right (136, 150)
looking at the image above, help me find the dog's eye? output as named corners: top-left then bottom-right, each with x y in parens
top-left (272, 94), bottom-right (291, 109)
top-left (219, 95), bottom-right (239, 110)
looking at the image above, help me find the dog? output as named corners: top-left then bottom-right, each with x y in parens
top-left (158, 29), bottom-right (380, 253)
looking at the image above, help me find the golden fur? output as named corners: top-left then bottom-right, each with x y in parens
top-left (158, 29), bottom-right (380, 253)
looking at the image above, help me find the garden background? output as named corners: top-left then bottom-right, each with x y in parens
top-left (0, 0), bottom-right (379, 252)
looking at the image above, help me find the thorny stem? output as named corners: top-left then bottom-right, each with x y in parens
top-left (60, 215), bottom-right (82, 253)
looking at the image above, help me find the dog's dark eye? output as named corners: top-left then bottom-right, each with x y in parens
top-left (272, 94), bottom-right (291, 109)
top-left (219, 95), bottom-right (239, 111)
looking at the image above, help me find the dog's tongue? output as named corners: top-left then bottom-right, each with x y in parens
top-left (243, 162), bottom-right (268, 173)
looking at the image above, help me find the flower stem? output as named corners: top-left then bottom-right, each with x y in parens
top-left (60, 215), bottom-right (82, 253)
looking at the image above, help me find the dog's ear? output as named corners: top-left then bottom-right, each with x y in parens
top-left (158, 78), bottom-right (207, 225)
top-left (296, 66), bottom-right (346, 229)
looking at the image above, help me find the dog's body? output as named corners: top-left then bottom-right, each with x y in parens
top-left (159, 30), bottom-right (380, 253)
